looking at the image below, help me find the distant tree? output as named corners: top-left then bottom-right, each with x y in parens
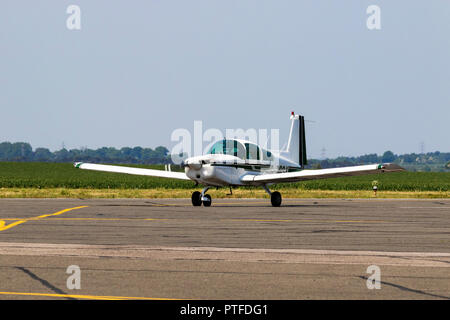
top-left (358, 153), bottom-right (379, 164)
top-left (120, 147), bottom-right (133, 162)
top-left (34, 148), bottom-right (54, 162)
top-left (0, 142), bottom-right (33, 161)
top-left (0, 142), bottom-right (13, 160)
top-left (402, 153), bottom-right (417, 163)
top-left (131, 147), bottom-right (143, 161)
top-left (18, 142), bottom-right (33, 160)
top-left (381, 151), bottom-right (396, 163)
top-left (319, 159), bottom-right (330, 168)
top-left (154, 146), bottom-right (169, 157)
top-left (120, 147), bottom-right (132, 156)
top-left (53, 148), bottom-right (71, 162)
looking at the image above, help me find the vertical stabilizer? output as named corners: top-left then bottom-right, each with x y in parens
top-left (285, 112), bottom-right (307, 168)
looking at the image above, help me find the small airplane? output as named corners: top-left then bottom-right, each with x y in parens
top-left (74, 112), bottom-right (404, 207)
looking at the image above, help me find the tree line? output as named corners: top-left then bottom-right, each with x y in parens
top-left (0, 142), bottom-right (171, 164)
top-left (0, 142), bottom-right (449, 171)
top-left (308, 150), bottom-right (450, 172)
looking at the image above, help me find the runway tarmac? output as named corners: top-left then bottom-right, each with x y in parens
top-left (0, 198), bottom-right (449, 299)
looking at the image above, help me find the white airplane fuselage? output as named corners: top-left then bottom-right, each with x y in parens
top-left (184, 148), bottom-right (300, 187)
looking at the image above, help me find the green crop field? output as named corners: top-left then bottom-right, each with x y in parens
top-left (0, 162), bottom-right (448, 192)
top-left (0, 162), bottom-right (192, 189)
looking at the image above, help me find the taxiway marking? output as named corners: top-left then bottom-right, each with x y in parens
top-left (0, 291), bottom-right (181, 300)
top-left (0, 206), bottom-right (88, 231)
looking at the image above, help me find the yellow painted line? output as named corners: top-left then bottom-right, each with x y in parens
top-left (28, 206), bottom-right (88, 220)
top-left (145, 202), bottom-right (182, 207)
top-left (224, 219), bottom-right (386, 223)
top-left (45, 218), bottom-right (168, 221)
top-left (0, 206), bottom-right (88, 232)
top-left (0, 214), bottom-right (386, 227)
top-left (46, 218), bottom-right (385, 224)
top-left (0, 218), bottom-right (167, 222)
top-left (225, 219), bottom-right (293, 222)
top-left (0, 291), bottom-right (182, 300)
top-left (0, 220), bottom-right (27, 231)
top-left (333, 220), bottom-right (386, 223)
top-left (213, 201), bottom-right (272, 205)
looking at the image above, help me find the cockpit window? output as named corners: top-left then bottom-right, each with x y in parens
top-left (262, 149), bottom-right (273, 161)
top-left (208, 140), bottom-right (245, 159)
top-left (244, 143), bottom-right (261, 160)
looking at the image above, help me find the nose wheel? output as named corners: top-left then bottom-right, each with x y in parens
top-left (191, 187), bottom-right (212, 207)
top-left (202, 194), bottom-right (212, 207)
top-left (191, 191), bottom-right (202, 206)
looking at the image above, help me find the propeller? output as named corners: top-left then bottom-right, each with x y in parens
top-left (184, 159), bottom-right (203, 170)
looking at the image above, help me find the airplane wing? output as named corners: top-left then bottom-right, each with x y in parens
top-left (240, 163), bottom-right (404, 185)
top-left (74, 162), bottom-right (190, 180)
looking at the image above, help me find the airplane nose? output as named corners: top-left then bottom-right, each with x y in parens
top-left (187, 162), bottom-right (202, 170)
top-left (185, 159), bottom-right (203, 170)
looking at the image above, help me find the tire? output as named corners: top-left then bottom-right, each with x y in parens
top-left (191, 191), bottom-right (202, 206)
top-left (202, 194), bottom-right (212, 207)
top-left (271, 191), bottom-right (282, 207)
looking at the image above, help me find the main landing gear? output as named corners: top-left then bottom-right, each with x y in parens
top-left (191, 185), bottom-right (282, 207)
top-left (263, 185), bottom-right (282, 207)
top-left (191, 187), bottom-right (211, 207)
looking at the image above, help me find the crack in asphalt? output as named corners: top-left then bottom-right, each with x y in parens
top-left (15, 266), bottom-right (76, 300)
top-left (359, 275), bottom-right (450, 300)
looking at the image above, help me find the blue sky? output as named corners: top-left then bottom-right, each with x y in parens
top-left (1, 1), bottom-right (449, 158)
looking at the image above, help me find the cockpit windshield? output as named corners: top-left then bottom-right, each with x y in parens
top-left (208, 140), bottom-right (246, 159)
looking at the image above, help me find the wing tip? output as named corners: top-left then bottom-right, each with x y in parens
top-left (74, 162), bottom-right (84, 168)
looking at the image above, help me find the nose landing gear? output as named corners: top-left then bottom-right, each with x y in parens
top-left (191, 187), bottom-right (212, 207)
top-left (191, 191), bottom-right (202, 206)
top-left (202, 194), bottom-right (212, 207)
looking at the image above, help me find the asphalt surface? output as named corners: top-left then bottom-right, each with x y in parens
top-left (0, 198), bottom-right (449, 299)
